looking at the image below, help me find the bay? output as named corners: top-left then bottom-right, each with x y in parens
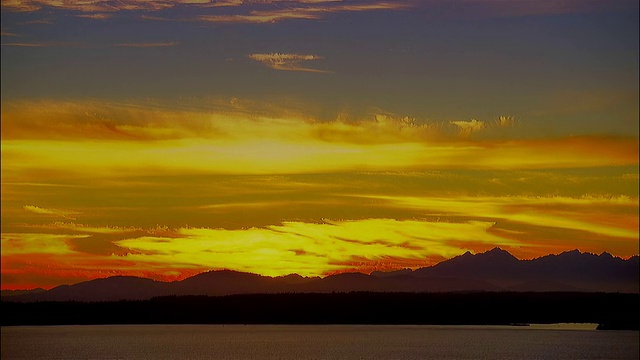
top-left (2, 325), bottom-right (638, 360)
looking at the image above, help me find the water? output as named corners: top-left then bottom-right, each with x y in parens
top-left (2, 325), bottom-right (638, 359)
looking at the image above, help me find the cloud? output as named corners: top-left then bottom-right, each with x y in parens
top-left (450, 119), bottom-right (485, 136)
top-left (1, 99), bottom-right (637, 182)
top-left (19, 19), bottom-right (53, 24)
top-left (23, 205), bottom-right (82, 220)
top-left (1, 233), bottom-right (85, 255)
top-left (27, 222), bottom-right (143, 234)
top-left (1, 30), bottom-right (20, 37)
top-left (198, 9), bottom-right (321, 24)
top-left (3, 0), bottom-right (410, 26)
top-left (0, 231), bottom-right (206, 289)
top-left (114, 42), bottom-right (178, 48)
top-left (356, 194), bottom-right (639, 240)
top-left (114, 218), bottom-right (512, 277)
top-left (2, 41), bottom-right (177, 48)
top-left (0, 41), bottom-right (79, 47)
top-left (495, 115), bottom-right (516, 128)
top-left (198, 2), bottom-right (407, 24)
top-left (75, 13), bottom-right (112, 19)
top-left (248, 53), bottom-right (329, 73)
top-left (2, 0), bottom-right (409, 15)
top-left (3, 164), bottom-right (638, 289)
top-left (2, 0), bottom-right (177, 12)
top-left (2, 0), bottom-right (633, 27)
top-left (0, 217), bottom-right (511, 287)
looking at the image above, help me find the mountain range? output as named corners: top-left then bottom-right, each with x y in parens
top-left (3, 248), bottom-right (638, 302)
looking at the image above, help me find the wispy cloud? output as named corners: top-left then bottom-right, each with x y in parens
top-left (2, 0), bottom-right (408, 14)
top-left (3, 0), bottom-right (410, 24)
top-left (450, 119), bottom-right (486, 137)
top-left (19, 19), bottom-right (53, 25)
top-left (3, 0), bottom-right (631, 19)
top-left (114, 42), bottom-right (179, 48)
top-left (2, 0), bottom-right (176, 12)
top-left (23, 205), bottom-right (82, 220)
top-left (248, 53), bottom-right (329, 73)
top-left (75, 13), bottom-right (111, 20)
top-left (1, 41), bottom-right (176, 48)
top-left (1, 41), bottom-right (79, 47)
top-left (355, 194), bottom-right (639, 240)
top-left (198, 2), bottom-right (407, 24)
top-left (494, 115), bottom-right (516, 128)
top-left (1, 30), bottom-right (20, 37)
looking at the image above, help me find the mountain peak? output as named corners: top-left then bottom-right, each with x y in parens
top-left (562, 249), bottom-right (582, 256)
top-left (482, 247), bottom-right (518, 260)
top-left (486, 247), bottom-right (509, 254)
top-left (599, 252), bottom-right (613, 259)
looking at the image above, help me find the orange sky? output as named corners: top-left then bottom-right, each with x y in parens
top-left (1, 99), bottom-right (638, 289)
top-left (1, 0), bottom-right (638, 290)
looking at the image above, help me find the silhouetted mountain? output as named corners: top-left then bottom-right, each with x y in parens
top-left (174, 270), bottom-right (275, 296)
top-left (1, 288), bottom-right (45, 297)
top-left (371, 269), bottom-right (413, 277)
top-left (414, 248), bottom-right (638, 292)
top-left (415, 248), bottom-right (524, 282)
top-left (3, 248), bottom-right (637, 302)
top-left (8, 276), bottom-right (173, 302)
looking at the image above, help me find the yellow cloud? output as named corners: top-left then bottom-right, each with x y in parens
top-left (450, 119), bottom-right (486, 136)
top-left (248, 53), bottom-right (329, 73)
top-left (1, 232), bottom-right (86, 255)
top-left (114, 218), bottom-right (513, 277)
top-left (495, 115), bottom-right (516, 127)
top-left (357, 195), bottom-right (639, 240)
top-left (1, 100), bottom-right (637, 183)
top-left (0, 217), bottom-right (515, 287)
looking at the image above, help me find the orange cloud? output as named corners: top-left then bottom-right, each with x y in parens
top-left (2, 0), bottom-right (409, 17)
top-left (198, 2), bottom-right (407, 23)
top-left (23, 205), bottom-right (82, 220)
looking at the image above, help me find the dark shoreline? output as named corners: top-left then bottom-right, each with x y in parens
top-left (2, 292), bottom-right (638, 330)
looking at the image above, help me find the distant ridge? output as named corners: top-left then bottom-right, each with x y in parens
top-left (3, 248), bottom-right (638, 302)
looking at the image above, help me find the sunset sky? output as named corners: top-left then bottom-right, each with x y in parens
top-left (1, 0), bottom-right (638, 290)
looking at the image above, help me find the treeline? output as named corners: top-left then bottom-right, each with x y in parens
top-left (2, 292), bottom-right (638, 330)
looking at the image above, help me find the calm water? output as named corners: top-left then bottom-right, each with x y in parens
top-left (2, 325), bottom-right (638, 360)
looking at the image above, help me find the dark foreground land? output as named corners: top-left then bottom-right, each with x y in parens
top-left (2, 292), bottom-right (638, 330)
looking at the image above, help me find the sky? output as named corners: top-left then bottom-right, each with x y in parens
top-left (1, 0), bottom-right (638, 290)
